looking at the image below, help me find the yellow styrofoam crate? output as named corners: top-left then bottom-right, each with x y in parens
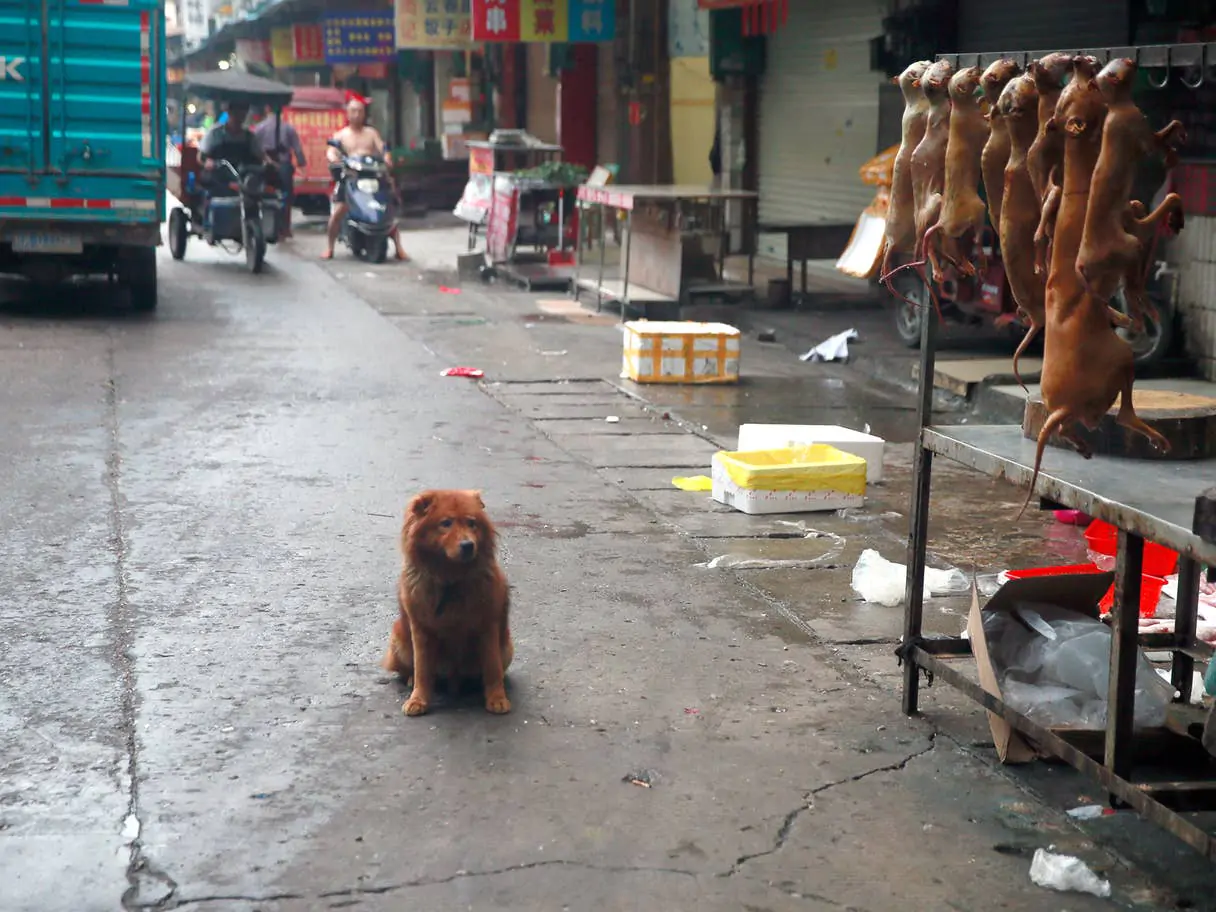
top-left (711, 445), bottom-right (867, 515)
top-left (621, 320), bottom-right (740, 384)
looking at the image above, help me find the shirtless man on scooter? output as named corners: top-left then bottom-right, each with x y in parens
top-left (322, 92), bottom-right (407, 261)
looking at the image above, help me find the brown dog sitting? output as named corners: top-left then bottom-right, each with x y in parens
top-left (381, 489), bottom-right (513, 716)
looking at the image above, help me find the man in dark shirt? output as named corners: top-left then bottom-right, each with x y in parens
top-left (254, 108), bottom-right (306, 239)
top-left (199, 102), bottom-right (265, 173)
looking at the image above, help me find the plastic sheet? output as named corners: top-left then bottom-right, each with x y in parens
top-left (850, 548), bottom-right (969, 607)
top-left (984, 602), bottom-right (1173, 729)
top-left (1029, 849), bottom-right (1111, 898)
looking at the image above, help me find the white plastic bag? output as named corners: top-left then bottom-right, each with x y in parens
top-left (850, 548), bottom-right (969, 607)
top-left (1029, 848), bottom-right (1111, 898)
top-left (985, 603), bottom-right (1173, 729)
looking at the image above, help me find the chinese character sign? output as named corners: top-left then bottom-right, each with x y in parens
top-left (271, 27), bottom-right (296, 68)
top-left (293, 24), bottom-right (325, 64)
top-left (568, 0), bottom-right (614, 41)
top-left (396, 0), bottom-right (474, 48)
top-left (323, 12), bottom-right (396, 64)
top-left (472, 0), bottom-right (614, 42)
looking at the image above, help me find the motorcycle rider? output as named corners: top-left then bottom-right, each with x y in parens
top-left (198, 102), bottom-right (269, 229)
top-left (321, 92), bottom-right (407, 261)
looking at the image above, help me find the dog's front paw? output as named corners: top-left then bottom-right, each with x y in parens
top-left (485, 693), bottom-right (512, 714)
top-left (403, 695), bottom-right (430, 716)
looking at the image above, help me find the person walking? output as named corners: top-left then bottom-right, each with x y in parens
top-left (254, 107), bottom-right (307, 240)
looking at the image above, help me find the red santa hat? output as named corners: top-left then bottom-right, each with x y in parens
top-left (345, 90), bottom-right (371, 108)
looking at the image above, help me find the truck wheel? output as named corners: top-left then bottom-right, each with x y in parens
top-left (368, 235), bottom-right (388, 264)
top-left (244, 218), bottom-right (265, 274)
top-left (125, 248), bottom-right (158, 312)
top-left (169, 208), bottom-right (188, 260)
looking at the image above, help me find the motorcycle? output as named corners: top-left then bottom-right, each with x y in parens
top-left (327, 139), bottom-right (397, 263)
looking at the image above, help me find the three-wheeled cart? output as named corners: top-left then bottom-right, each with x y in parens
top-left (452, 132), bottom-right (577, 290)
top-left (166, 70), bottom-right (294, 274)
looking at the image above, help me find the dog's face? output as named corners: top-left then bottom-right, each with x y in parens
top-left (404, 489), bottom-right (494, 565)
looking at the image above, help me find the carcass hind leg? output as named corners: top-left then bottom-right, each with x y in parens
top-left (1115, 378), bottom-right (1171, 454)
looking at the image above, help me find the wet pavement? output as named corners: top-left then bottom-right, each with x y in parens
top-left (0, 216), bottom-right (1211, 911)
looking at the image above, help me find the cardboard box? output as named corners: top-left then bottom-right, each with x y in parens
top-left (968, 572), bottom-right (1116, 764)
top-left (737, 423), bottom-right (885, 484)
top-left (621, 321), bottom-right (740, 385)
top-left (711, 445), bottom-right (867, 515)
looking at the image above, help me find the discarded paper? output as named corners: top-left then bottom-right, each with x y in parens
top-left (800, 328), bottom-right (858, 363)
top-left (1028, 848), bottom-right (1111, 898)
top-left (671, 475), bottom-right (713, 492)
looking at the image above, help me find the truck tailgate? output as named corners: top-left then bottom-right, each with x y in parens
top-left (0, 0), bottom-right (164, 223)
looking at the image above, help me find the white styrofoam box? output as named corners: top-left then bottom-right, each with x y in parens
top-left (621, 321), bottom-right (740, 384)
top-left (736, 424), bottom-right (886, 483)
top-left (710, 446), bottom-right (867, 515)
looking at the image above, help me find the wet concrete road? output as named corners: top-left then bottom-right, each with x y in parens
top-left (0, 235), bottom-right (1201, 911)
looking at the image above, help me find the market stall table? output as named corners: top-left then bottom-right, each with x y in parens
top-left (897, 40), bottom-right (1216, 858)
top-left (573, 184), bottom-right (759, 320)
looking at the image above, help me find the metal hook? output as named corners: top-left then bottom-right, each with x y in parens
top-left (1180, 46), bottom-right (1205, 89)
top-left (1145, 46), bottom-right (1172, 89)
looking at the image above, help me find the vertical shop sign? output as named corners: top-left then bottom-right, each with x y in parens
top-left (472, 0), bottom-right (520, 41)
top-left (567, 0), bottom-right (614, 41)
top-left (293, 24), bottom-right (326, 64)
top-left (270, 27), bottom-right (296, 68)
top-left (519, 0), bottom-right (565, 40)
top-left (323, 12), bottom-right (397, 64)
top-left (396, 0), bottom-right (474, 48)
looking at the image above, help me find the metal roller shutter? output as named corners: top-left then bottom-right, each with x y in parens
top-left (757, 1), bottom-right (887, 261)
top-left (956, 0), bottom-right (1130, 54)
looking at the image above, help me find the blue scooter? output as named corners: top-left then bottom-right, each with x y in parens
top-left (327, 139), bottom-right (396, 264)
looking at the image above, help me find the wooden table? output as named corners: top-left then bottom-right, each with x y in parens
top-left (757, 221), bottom-right (858, 304)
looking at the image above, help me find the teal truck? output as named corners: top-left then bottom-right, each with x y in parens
top-left (0, 0), bottom-right (166, 310)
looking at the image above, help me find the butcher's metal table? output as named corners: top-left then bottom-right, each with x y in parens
top-left (572, 184), bottom-right (759, 320)
top-left (899, 307), bottom-right (1216, 861)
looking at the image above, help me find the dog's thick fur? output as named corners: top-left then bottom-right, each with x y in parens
top-left (381, 489), bottom-right (513, 716)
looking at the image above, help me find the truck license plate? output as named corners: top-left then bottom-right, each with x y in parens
top-left (12, 231), bottom-right (84, 254)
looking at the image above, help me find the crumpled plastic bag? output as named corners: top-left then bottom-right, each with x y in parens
top-left (850, 548), bottom-right (969, 607)
top-left (985, 602), bottom-right (1173, 729)
top-left (1029, 849), bottom-right (1111, 898)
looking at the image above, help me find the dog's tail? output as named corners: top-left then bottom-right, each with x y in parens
top-left (1018, 407), bottom-right (1070, 521)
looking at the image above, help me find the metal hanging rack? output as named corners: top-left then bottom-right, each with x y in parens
top-left (898, 41), bottom-right (1216, 861)
top-left (935, 41), bottom-right (1213, 90)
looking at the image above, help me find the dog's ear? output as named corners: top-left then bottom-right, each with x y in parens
top-left (467, 489), bottom-right (485, 508)
top-left (408, 492), bottom-right (434, 519)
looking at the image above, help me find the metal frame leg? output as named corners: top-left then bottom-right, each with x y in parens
top-left (596, 203), bottom-right (607, 313)
top-left (902, 279), bottom-right (940, 716)
top-left (1106, 530), bottom-right (1145, 784)
top-left (620, 210), bottom-right (633, 322)
top-left (1173, 557), bottom-right (1201, 703)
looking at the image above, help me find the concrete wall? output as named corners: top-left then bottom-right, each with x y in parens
top-left (1171, 216), bottom-right (1216, 381)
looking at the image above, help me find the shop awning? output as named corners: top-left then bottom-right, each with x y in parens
top-left (696, 0), bottom-right (788, 36)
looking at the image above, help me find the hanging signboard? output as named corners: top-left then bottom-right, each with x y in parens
top-left (270, 27), bottom-right (295, 68)
top-left (293, 24), bottom-right (326, 64)
top-left (323, 11), bottom-right (396, 64)
top-left (395, 0), bottom-right (474, 48)
top-left (472, 0), bottom-right (614, 42)
top-left (668, 0), bottom-right (708, 58)
top-left (235, 38), bottom-right (272, 66)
